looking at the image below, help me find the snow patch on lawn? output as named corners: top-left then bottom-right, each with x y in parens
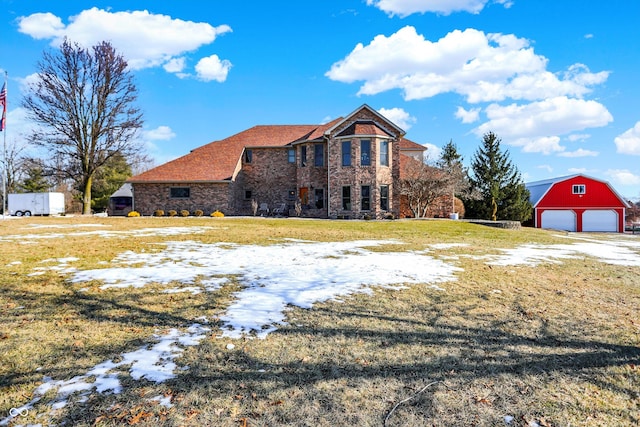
top-left (70, 239), bottom-right (461, 338)
top-left (488, 234), bottom-right (640, 267)
top-left (0, 226), bottom-right (215, 243)
top-left (0, 324), bottom-right (208, 425)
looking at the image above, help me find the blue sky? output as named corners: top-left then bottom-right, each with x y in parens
top-left (2, 0), bottom-right (640, 200)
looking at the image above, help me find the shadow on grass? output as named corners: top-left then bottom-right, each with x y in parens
top-left (3, 285), bottom-right (638, 425)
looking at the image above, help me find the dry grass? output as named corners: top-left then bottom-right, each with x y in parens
top-left (0, 216), bottom-right (638, 426)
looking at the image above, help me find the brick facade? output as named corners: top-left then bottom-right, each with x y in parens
top-left (129, 105), bottom-right (413, 219)
top-left (132, 182), bottom-right (230, 216)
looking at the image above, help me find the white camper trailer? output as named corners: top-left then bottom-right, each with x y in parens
top-left (8, 192), bottom-right (65, 216)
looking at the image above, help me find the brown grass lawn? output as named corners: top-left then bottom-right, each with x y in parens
top-left (0, 216), bottom-right (638, 426)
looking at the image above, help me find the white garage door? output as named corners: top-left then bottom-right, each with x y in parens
top-left (541, 210), bottom-right (576, 231)
top-left (583, 210), bottom-right (618, 232)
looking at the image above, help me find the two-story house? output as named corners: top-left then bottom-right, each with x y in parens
top-left (128, 104), bottom-right (426, 218)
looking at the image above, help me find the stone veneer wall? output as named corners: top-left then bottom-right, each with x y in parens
top-left (131, 182), bottom-right (231, 216)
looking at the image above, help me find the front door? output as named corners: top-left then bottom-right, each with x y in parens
top-left (299, 187), bottom-right (309, 206)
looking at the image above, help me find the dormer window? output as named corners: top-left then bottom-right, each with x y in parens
top-left (572, 184), bottom-right (586, 195)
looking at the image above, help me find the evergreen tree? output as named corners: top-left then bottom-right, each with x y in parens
top-left (465, 132), bottom-right (532, 222)
top-left (88, 152), bottom-right (132, 212)
top-left (19, 163), bottom-right (50, 193)
top-left (437, 140), bottom-right (478, 215)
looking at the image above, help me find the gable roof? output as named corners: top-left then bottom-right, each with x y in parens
top-left (129, 121), bottom-right (340, 183)
top-left (526, 174), bottom-right (630, 208)
top-left (325, 104), bottom-right (405, 138)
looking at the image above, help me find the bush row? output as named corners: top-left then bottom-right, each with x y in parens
top-left (127, 210), bottom-right (224, 217)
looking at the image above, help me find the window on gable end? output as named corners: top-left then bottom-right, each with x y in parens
top-left (244, 149), bottom-right (252, 163)
top-left (572, 184), bottom-right (586, 195)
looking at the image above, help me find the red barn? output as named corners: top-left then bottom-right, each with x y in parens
top-left (526, 174), bottom-right (630, 232)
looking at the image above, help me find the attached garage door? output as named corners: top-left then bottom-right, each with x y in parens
top-left (541, 210), bottom-right (576, 231)
top-left (583, 210), bottom-right (618, 232)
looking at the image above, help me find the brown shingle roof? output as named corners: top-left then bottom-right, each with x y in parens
top-left (399, 137), bottom-right (426, 151)
top-left (129, 122), bottom-right (339, 183)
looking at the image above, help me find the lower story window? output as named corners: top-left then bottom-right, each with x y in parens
top-left (170, 187), bottom-right (190, 198)
top-left (244, 190), bottom-right (252, 200)
top-left (315, 188), bottom-right (324, 209)
top-left (380, 185), bottom-right (389, 210)
top-left (342, 186), bottom-right (351, 210)
top-left (361, 185), bottom-right (370, 211)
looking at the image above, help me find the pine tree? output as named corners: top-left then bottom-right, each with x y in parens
top-left (465, 132), bottom-right (532, 222)
top-left (437, 140), bottom-right (477, 215)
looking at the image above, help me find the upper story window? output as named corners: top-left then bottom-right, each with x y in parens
top-left (300, 146), bottom-right (307, 167)
top-left (360, 139), bottom-right (371, 166)
top-left (314, 144), bottom-right (324, 167)
top-left (244, 149), bottom-right (252, 163)
top-left (572, 184), bottom-right (586, 194)
top-left (342, 141), bottom-right (351, 166)
top-left (170, 187), bottom-right (190, 198)
top-left (380, 140), bottom-right (389, 166)
top-left (288, 148), bottom-right (295, 163)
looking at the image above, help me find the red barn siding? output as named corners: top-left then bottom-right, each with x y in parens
top-left (531, 175), bottom-right (628, 232)
top-left (537, 176), bottom-right (623, 208)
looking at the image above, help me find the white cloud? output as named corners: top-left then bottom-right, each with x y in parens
top-left (163, 57), bottom-right (186, 74)
top-left (17, 8), bottom-right (232, 74)
top-left (422, 143), bottom-right (442, 162)
top-left (455, 106), bottom-right (480, 123)
top-left (15, 12), bottom-right (65, 39)
top-left (195, 55), bottom-right (232, 82)
top-left (473, 97), bottom-right (612, 154)
top-left (606, 169), bottom-right (640, 186)
top-left (378, 107), bottom-right (416, 130)
top-left (567, 133), bottom-right (590, 142)
top-left (567, 167), bottom-right (589, 174)
top-left (143, 126), bottom-right (176, 141)
top-left (558, 148), bottom-right (599, 158)
top-left (614, 121), bottom-right (640, 155)
top-left (537, 164), bottom-right (553, 173)
top-left (326, 27), bottom-right (608, 103)
top-left (366, 0), bottom-right (512, 17)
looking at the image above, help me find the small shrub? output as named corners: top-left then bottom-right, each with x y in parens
top-left (194, 209), bottom-right (204, 217)
top-left (127, 211), bottom-right (141, 217)
top-left (211, 210), bottom-right (224, 217)
top-left (180, 210), bottom-right (190, 217)
top-left (168, 210), bottom-right (177, 217)
top-left (154, 209), bottom-right (165, 217)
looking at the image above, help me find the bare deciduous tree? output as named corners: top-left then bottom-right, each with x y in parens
top-left (22, 38), bottom-right (144, 214)
top-left (399, 157), bottom-right (450, 218)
